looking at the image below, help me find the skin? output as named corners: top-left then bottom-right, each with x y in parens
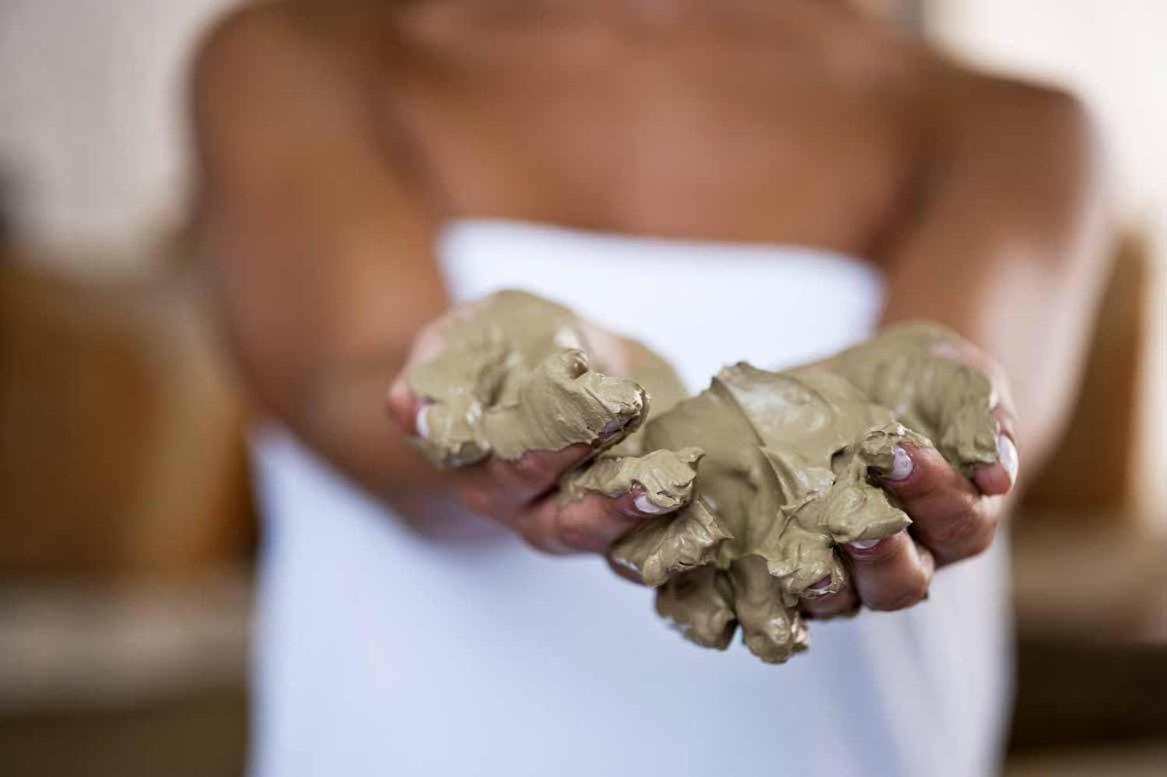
top-left (193, 0), bottom-right (1108, 619)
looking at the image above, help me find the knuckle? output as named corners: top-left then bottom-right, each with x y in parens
top-left (967, 515), bottom-right (1000, 556)
top-left (930, 503), bottom-right (997, 558)
top-left (514, 511), bottom-right (573, 556)
top-left (456, 485), bottom-right (497, 518)
top-left (508, 453), bottom-right (558, 486)
top-left (559, 528), bottom-right (593, 551)
top-left (873, 575), bottom-right (930, 612)
top-left (518, 528), bottom-right (558, 555)
top-left (554, 510), bottom-right (597, 551)
top-left (934, 515), bottom-right (978, 549)
top-left (929, 500), bottom-right (984, 546)
top-left (555, 507), bottom-right (588, 535)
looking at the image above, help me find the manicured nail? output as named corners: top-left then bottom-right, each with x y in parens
top-left (611, 554), bottom-right (640, 572)
top-left (809, 575), bottom-right (832, 592)
top-left (849, 539), bottom-right (881, 551)
top-left (886, 446), bottom-right (913, 482)
top-left (998, 434), bottom-right (1019, 486)
top-left (600, 418), bottom-right (625, 441)
top-left (633, 493), bottom-right (668, 514)
top-left (415, 403), bottom-right (431, 439)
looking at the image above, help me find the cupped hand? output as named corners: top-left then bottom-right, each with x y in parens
top-left (802, 343), bottom-right (1019, 618)
top-left (386, 304), bottom-right (675, 554)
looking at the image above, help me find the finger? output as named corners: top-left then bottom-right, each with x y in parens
top-left (973, 407), bottom-right (1019, 496)
top-left (607, 554), bottom-right (646, 585)
top-left (929, 344), bottom-right (1020, 497)
top-left (386, 323), bottom-right (448, 432)
top-left (972, 434), bottom-right (1017, 497)
top-left (515, 488), bottom-right (676, 555)
top-left (881, 444), bottom-right (1001, 566)
top-left (930, 338), bottom-right (1016, 415)
top-left (842, 531), bottom-right (934, 611)
top-left (386, 382), bottom-right (424, 434)
top-left (451, 445), bottom-right (593, 517)
top-left (801, 578), bottom-right (860, 619)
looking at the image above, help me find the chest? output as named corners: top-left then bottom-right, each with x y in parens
top-left (385, 20), bottom-right (925, 254)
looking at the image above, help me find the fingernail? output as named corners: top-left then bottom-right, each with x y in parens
top-left (809, 575), bottom-right (832, 592)
top-left (633, 493), bottom-right (667, 514)
top-left (415, 403), bottom-right (431, 439)
top-left (848, 539), bottom-right (881, 551)
top-left (998, 434), bottom-right (1019, 485)
top-left (886, 446), bottom-right (913, 482)
top-left (600, 418), bottom-right (625, 441)
top-left (611, 554), bottom-right (640, 572)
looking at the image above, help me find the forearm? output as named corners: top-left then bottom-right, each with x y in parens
top-left (198, 192), bottom-right (445, 496)
top-left (879, 81), bottom-right (1110, 466)
top-left (881, 235), bottom-right (1107, 465)
top-left (295, 355), bottom-right (448, 492)
top-left (204, 229), bottom-right (453, 504)
top-left (193, 3), bottom-right (456, 510)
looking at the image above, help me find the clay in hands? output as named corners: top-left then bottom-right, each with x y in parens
top-left (407, 291), bottom-right (662, 466)
top-left (602, 324), bottom-right (999, 663)
top-left (406, 291), bottom-right (1000, 664)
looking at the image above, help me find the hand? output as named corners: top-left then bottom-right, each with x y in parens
top-left (386, 302), bottom-right (674, 554)
top-left (802, 343), bottom-right (1019, 617)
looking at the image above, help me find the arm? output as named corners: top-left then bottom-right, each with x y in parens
top-left (805, 70), bottom-right (1108, 618)
top-left (192, 8), bottom-right (448, 503)
top-left (880, 70), bottom-right (1109, 464)
top-left (194, 8), bottom-right (657, 547)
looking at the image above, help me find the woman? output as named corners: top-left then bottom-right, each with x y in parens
top-left (193, 1), bottom-right (1106, 775)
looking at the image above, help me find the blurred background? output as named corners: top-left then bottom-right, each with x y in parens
top-left (1, 1), bottom-right (1164, 775)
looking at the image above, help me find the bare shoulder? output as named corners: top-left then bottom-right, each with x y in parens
top-left (923, 56), bottom-right (1101, 160)
top-left (192, 3), bottom-right (313, 99)
top-left (191, 2), bottom-right (412, 193)
top-left (901, 54), bottom-right (1107, 261)
top-left (191, 3), bottom-right (391, 136)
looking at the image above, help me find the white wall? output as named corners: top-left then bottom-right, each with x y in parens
top-left (0, 0), bottom-right (232, 271)
top-left (929, 0), bottom-right (1167, 254)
